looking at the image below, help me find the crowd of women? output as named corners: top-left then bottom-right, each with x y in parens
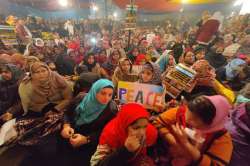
top-left (0, 11), bottom-right (250, 166)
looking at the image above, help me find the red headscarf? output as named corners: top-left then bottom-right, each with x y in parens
top-left (135, 54), bottom-right (146, 65)
top-left (99, 103), bottom-right (158, 150)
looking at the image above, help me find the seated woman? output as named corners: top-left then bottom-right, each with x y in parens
top-left (16, 62), bottom-right (72, 145)
top-left (216, 58), bottom-right (250, 91)
top-left (190, 60), bottom-right (235, 103)
top-left (59, 79), bottom-right (118, 166)
top-left (0, 64), bottom-right (24, 124)
top-left (112, 58), bottom-right (138, 88)
top-left (81, 52), bottom-right (101, 76)
top-left (138, 62), bottom-right (162, 85)
top-left (225, 83), bottom-right (250, 166)
top-left (153, 95), bottom-right (233, 166)
top-left (100, 49), bottom-right (120, 80)
top-left (90, 103), bottom-right (158, 166)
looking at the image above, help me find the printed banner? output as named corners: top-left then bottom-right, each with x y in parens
top-left (163, 64), bottom-right (197, 98)
top-left (118, 81), bottom-right (165, 110)
top-left (0, 25), bottom-right (17, 45)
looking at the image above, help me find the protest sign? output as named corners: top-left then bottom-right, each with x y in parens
top-left (118, 81), bottom-right (165, 110)
top-left (0, 25), bottom-right (17, 45)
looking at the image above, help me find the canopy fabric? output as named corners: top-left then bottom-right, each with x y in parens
top-left (113, 0), bottom-right (234, 12)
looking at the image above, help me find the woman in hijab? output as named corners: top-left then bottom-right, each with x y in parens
top-left (100, 49), bottom-right (120, 80)
top-left (128, 47), bottom-right (140, 64)
top-left (112, 58), bottom-right (138, 88)
top-left (91, 103), bottom-right (158, 166)
top-left (135, 53), bottom-right (147, 65)
top-left (59, 79), bottom-right (118, 166)
top-left (153, 95), bottom-right (233, 166)
top-left (225, 83), bottom-right (250, 166)
top-left (216, 58), bottom-right (249, 91)
top-left (0, 64), bottom-right (24, 123)
top-left (139, 62), bottom-right (162, 85)
top-left (82, 52), bottom-right (101, 75)
top-left (156, 50), bottom-right (176, 73)
top-left (16, 62), bottom-right (72, 145)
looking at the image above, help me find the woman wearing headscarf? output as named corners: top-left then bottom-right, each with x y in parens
top-left (112, 58), bottom-right (138, 88)
top-left (128, 47), bottom-right (140, 64)
top-left (135, 53), bottom-right (147, 65)
top-left (153, 95), bottom-right (233, 166)
top-left (225, 83), bottom-right (250, 166)
top-left (216, 58), bottom-right (250, 91)
top-left (205, 37), bottom-right (227, 69)
top-left (16, 62), bottom-right (72, 145)
top-left (91, 103), bottom-right (158, 166)
top-left (100, 49), bottom-right (120, 80)
top-left (81, 52), bottom-right (101, 75)
top-left (138, 62), bottom-right (162, 85)
top-left (156, 50), bottom-right (176, 73)
top-left (59, 79), bottom-right (118, 166)
top-left (0, 64), bottom-right (24, 123)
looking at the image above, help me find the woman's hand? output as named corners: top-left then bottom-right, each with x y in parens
top-left (172, 123), bottom-right (201, 161)
top-left (171, 123), bottom-right (189, 145)
top-left (124, 134), bottom-right (141, 153)
top-left (61, 124), bottom-right (74, 139)
top-left (69, 134), bottom-right (88, 148)
top-left (0, 112), bottom-right (13, 122)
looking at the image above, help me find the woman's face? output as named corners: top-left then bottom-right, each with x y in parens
top-left (127, 118), bottom-right (148, 141)
top-left (0, 70), bottom-right (12, 81)
top-left (141, 69), bottom-right (153, 83)
top-left (184, 52), bottom-right (195, 65)
top-left (32, 67), bottom-right (49, 83)
top-left (195, 51), bottom-right (205, 60)
top-left (112, 51), bottom-right (120, 61)
top-left (185, 110), bottom-right (207, 129)
top-left (96, 87), bottom-right (113, 105)
top-left (87, 55), bottom-right (95, 65)
top-left (120, 60), bottom-right (131, 73)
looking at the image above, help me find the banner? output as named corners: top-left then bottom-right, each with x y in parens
top-left (125, 4), bottom-right (137, 30)
top-left (163, 64), bottom-right (197, 98)
top-left (118, 81), bottom-right (165, 110)
top-left (0, 25), bottom-right (17, 45)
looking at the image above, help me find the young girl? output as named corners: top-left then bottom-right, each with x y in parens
top-left (91, 103), bottom-right (158, 166)
top-left (153, 95), bottom-right (233, 166)
top-left (138, 62), bottom-right (161, 85)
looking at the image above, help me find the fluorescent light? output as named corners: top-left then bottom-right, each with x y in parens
top-left (58, 0), bottom-right (68, 7)
top-left (182, 0), bottom-right (189, 4)
top-left (113, 12), bottom-right (118, 18)
top-left (234, 0), bottom-right (243, 6)
top-left (92, 5), bottom-right (99, 11)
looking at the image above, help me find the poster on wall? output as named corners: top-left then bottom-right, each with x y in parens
top-left (118, 81), bottom-right (165, 111)
top-left (0, 25), bottom-right (17, 45)
top-left (163, 64), bottom-right (197, 98)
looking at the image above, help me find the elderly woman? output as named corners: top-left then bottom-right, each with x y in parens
top-left (0, 64), bottom-right (24, 124)
top-left (112, 58), bottom-right (138, 88)
top-left (17, 62), bottom-right (72, 145)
